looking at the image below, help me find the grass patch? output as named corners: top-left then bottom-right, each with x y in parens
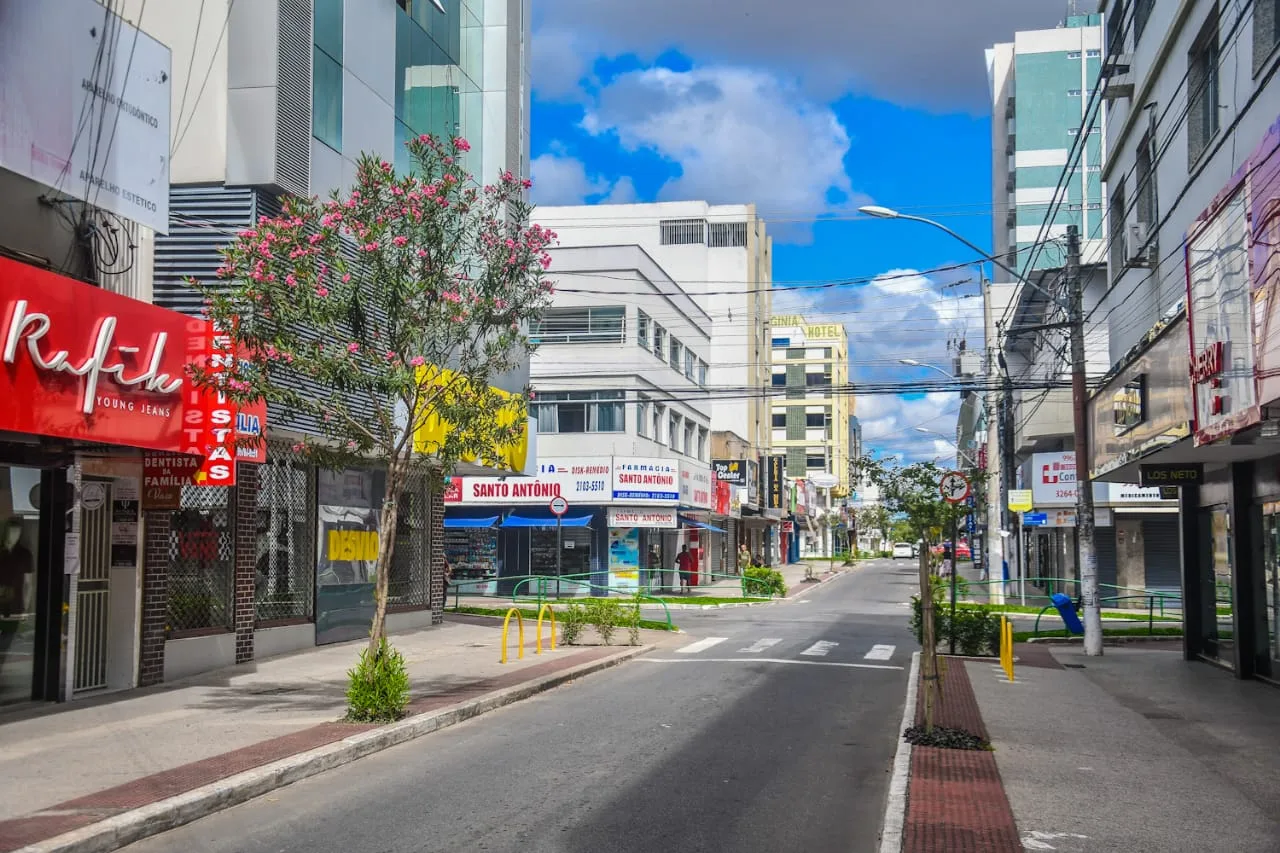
top-left (1012, 625), bottom-right (1185, 643)
top-left (954, 601), bottom-right (1180, 622)
top-left (904, 725), bottom-right (991, 751)
top-left (513, 595), bottom-right (771, 606)
top-left (1217, 605), bottom-right (1233, 617)
top-left (447, 605), bottom-right (676, 632)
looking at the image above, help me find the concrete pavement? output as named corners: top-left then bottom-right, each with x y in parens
top-left (119, 559), bottom-right (916, 853)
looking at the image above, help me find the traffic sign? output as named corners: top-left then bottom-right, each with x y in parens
top-left (939, 471), bottom-right (971, 504)
top-left (548, 496), bottom-right (569, 516)
top-left (1024, 512), bottom-right (1048, 527)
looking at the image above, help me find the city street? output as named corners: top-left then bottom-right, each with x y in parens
top-left (121, 561), bottom-right (916, 853)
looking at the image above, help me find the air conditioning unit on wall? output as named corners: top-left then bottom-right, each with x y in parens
top-left (1126, 222), bottom-right (1156, 268)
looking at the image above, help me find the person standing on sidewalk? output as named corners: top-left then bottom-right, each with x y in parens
top-left (738, 541), bottom-right (752, 571)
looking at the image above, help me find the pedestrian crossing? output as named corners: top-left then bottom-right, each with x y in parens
top-left (652, 635), bottom-right (903, 670)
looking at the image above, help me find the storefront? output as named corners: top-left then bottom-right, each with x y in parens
top-left (0, 258), bottom-right (272, 700)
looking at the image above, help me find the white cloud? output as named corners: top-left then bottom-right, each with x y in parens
top-left (778, 267), bottom-right (986, 462)
top-left (529, 154), bottom-right (632, 206)
top-left (533, 0), bottom-right (1081, 113)
top-left (530, 28), bottom-right (592, 103)
top-left (581, 66), bottom-right (864, 242)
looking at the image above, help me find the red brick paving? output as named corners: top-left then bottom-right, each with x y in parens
top-left (0, 645), bottom-right (627, 853)
top-left (905, 656), bottom-right (1021, 853)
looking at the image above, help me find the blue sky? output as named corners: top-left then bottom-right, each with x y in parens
top-left (527, 0), bottom-right (1078, 462)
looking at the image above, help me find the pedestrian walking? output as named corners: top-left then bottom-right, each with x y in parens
top-left (677, 544), bottom-right (693, 594)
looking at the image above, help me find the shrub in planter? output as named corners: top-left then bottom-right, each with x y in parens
top-left (561, 601), bottom-right (587, 645)
top-left (346, 638), bottom-right (411, 722)
top-left (588, 598), bottom-right (623, 645)
top-left (952, 608), bottom-right (1001, 656)
top-left (743, 565), bottom-right (787, 597)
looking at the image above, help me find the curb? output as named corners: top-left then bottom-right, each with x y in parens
top-left (18, 645), bottom-right (652, 853)
top-left (879, 650), bottom-right (919, 853)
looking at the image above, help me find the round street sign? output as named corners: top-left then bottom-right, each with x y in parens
top-left (939, 471), bottom-right (971, 504)
top-left (549, 496), bottom-right (569, 516)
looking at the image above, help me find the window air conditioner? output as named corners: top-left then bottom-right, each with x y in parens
top-left (1125, 222), bottom-right (1155, 268)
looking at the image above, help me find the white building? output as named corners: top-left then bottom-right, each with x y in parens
top-left (534, 203), bottom-right (774, 464)
top-left (529, 244), bottom-right (712, 464)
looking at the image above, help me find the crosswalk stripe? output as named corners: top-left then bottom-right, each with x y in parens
top-left (800, 641), bottom-right (838, 657)
top-left (738, 638), bottom-right (783, 653)
top-left (864, 644), bottom-right (896, 661)
top-left (675, 637), bottom-right (728, 655)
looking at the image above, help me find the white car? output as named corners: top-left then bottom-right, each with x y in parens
top-left (892, 542), bottom-right (914, 560)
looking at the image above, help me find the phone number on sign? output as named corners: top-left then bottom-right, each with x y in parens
top-left (576, 480), bottom-right (606, 492)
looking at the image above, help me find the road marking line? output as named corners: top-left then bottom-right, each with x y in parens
top-left (864, 644), bottom-right (896, 661)
top-left (637, 658), bottom-right (903, 671)
top-left (800, 641), bottom-right (838, 657)
top-left (674, 637), bottom-right (728, 654)
top-left (738, 637), bottom-right (783, 653)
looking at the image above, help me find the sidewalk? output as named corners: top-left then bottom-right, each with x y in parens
top-left (899, 645), bottom-right (1280, 852)
top-left (0, 617), bottom-right (652, 853)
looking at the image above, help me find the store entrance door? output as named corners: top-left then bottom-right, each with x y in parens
top-left (74, 480), bottom-right (111, 692)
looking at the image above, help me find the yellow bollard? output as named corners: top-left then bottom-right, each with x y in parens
top-left (500, 607), bottom-right (524, 664)
top-left (536, 604), bottom-right (557, 654)
top-left (999, 616), bottom-right (1015, 682)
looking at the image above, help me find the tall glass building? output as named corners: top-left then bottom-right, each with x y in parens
top-left (987, 14), bottom-right (1106, 274)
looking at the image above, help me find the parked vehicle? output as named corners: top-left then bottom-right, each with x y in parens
top-left (892, 542), bottom-right (914, 559)
top-left (930, 541), bottom-right (972, 560)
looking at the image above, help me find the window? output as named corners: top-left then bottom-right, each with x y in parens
top-left (772, 412), bottom-right (786, 428)
top-left (637, 399), bottom-right (650, 438)
top-left (697, 360), bottom-right (708, 386)
top-left (653, 325), bottom-right (666, 359)
top-left (1067, 89), bottom-right (1082, 97)
top-left (1066, 51), bottom-right (1081, 60)
top-left (312, 0), bottom-right (344, 155)
top-left (1086, 49), bottom-right (1101, 58)
top-left (669, 338), bottom-right (683, 370)
top-left (1188, 13), bottom-right (1221, 168)
top-left (771, 373), bottom-right (786, 387)
top-left (805, 372), bottom-right (829, 388)
top-left (653, 404), bottom-right (665, 444)
top-left (637, 311), bottom-right (651, 350)
top-left (684, 350), bottom-right (695, 380)
top-left (684, 423), bottom-right (695, 457)
top-left (1067, 128), bottom-right (1080, 137)
top-left (1109, 181), bottom-right (1127, 278)
top-left (806, 413), bottom-right (825, 428)
top-left (530, 306), bottom-right (625, 344)
top-left (709, 222), bottom-right (748, 248)
top-left (669, 413), bottom-right (681, 450)
top-left (806, 454), bottom-right (827, 471)
top-left (533, 392), bottom-right (625, 433)
top-left (823, 347), bottom-right (832, 359)
top-left (659, 219), bottom-right (706, 245)
top-left (786, 348), bottom-right (805, 360)
top-left (1254, 0), bottom-right (1280, 74)
top-left (697, 428), bottom-right (708, 461)
top-left (1134, 0), bottom-right (1155, 45)
top-left (1135, 133), bottom-right (1156, 226)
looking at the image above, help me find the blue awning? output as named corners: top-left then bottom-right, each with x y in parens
top-left (443, 516), bottom-right (499, 529)
top-left (501, 514), bottom-right (593, 529)
top-left (680, 517), bottom-right (727, 534)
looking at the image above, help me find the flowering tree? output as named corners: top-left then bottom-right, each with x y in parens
top-left (193, 135), bottom-right (554, 655)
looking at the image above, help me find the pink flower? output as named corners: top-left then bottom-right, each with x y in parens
top-left (521, 178), bottom-right (532, 189)
top-left (410, 356), bottom-right (426, 367)
top-left (416, 248), bottom-right (429, 258)
top-left (285, 274), bottom-right (298, 288)
top-left (418, 133), bottom-right (431, 143)
top-left (441, 291), bottom-right (462, 304)
top-left (309, 233), bottom-right (324, 245)
top-left (347, 342), bottom-right (360, 354)
top-left (292, 442), bottom-right (305, 452)
top-left (454, 137), bottom-right (471, 152)
top-left (315, 286), bottom-right (329, 298)
top-left (361, 241), bottom-right (379, 252)
top-left (342, 273), bottom-right (352, 283)
top-left (264, 344), bottom-right (279, 359)
top-left (380, 161), bottom-right (393, 174)
top-left (392, 235), bottom-right (408, 247)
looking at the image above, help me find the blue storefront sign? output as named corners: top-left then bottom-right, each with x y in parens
top-left (1023, 512), bottom-right (1048, 527)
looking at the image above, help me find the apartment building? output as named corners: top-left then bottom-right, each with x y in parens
top-left (1090, 0), bottom-right (1280, 680)
top-left (768, 316), bottom-right (852, 494)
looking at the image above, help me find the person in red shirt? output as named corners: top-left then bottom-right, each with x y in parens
top-left (676, 544), bottom-right (692, 594)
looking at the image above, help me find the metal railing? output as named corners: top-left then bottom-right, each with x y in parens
top-left (448, 575), bottom-right (675, 631)
top-left (1029, 591), bottom-right (1183, 638)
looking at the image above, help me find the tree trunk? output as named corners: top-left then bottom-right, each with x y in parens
top-left (918, 532), bottom-right (938, 733)
top-left (368, 466), bottom-right (405, 655)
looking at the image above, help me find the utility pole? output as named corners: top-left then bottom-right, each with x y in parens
top-left (1066, 225), bottom-right (1102, 655)
top-left (983, 276), bottom-right (1005, 605)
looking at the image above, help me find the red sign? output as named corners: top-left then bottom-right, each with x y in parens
top-left (712, 479), bottom-right (731, 515)
top-left (190, 321), bottom-right (237, 486)
top-left (142, 453), bottom-right (202, 510)
top-left (1190, 340), bottom-right (1225, 383)
top-left (0, 257), bottom-right (267, 458)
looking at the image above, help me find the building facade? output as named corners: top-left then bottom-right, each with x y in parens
top-left (1090, 0), bottom-right (1280, 681)
top-left (534, 202), bottom-right (780, 563)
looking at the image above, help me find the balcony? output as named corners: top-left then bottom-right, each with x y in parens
top-left (1014, 387), bottom-right (1074, 453)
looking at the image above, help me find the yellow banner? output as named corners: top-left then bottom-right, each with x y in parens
top-left (412, 365), bottom-right (529, 473)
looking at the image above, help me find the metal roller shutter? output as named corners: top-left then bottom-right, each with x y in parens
top-left (1095, 525), bottom-right (1118, 595)
top-left (1143, 516), bottom-right (1182, 605)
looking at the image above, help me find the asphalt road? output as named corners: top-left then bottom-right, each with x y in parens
top-left (124, 559), bottom-right (918, 853)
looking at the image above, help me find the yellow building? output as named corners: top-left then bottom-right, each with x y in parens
top-left (768, 316), bottom-right (852, 496)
